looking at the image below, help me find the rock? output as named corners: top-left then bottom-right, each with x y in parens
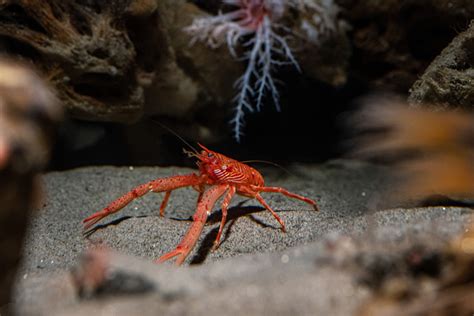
top-left (341, 0), bottom-right (474, 93)
top-left (125, 0), bottom-right (157, 18)
top-left (0, 0), bottom-right (148, 123)
top-left (0, 58), bottom-right (61, 313)
top-left (409, 21), bottom-right (474, 109)
top-left (290, 0), bottom-right (352, 87)
top-left (347, 97), bottom-right (474, 204)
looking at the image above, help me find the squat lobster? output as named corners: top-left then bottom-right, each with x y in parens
top-left (83, 144), bottom-right (319, 265)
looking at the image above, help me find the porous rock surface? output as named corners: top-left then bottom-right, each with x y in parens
top-left (409, 21), bottom-right (474, 109)
top-left (341, 0), bottom-right (474, 93)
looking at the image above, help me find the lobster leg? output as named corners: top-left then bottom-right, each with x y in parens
top-left (159, 191), bottom-right (171, 216)
top-left (83, 174), bottom-right (202, 230)
top-left (254, 194), bottom-right (286, 232)
top-left (257, 186), bottom-right (319, 211)
top-left (212, 185), bottom-right (236, 250)
top-left (156, 184), bottom-right (229, 265)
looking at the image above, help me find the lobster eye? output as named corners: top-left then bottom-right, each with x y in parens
top-left (207, 152), bottom-right (214, 158)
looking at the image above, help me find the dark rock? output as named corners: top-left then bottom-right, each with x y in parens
top-left (0, 0), bottom-right (151, 123)
top-left (341, 0), bottom-right (474, 93)
top-left (409, 21), bottom-right (474, 109)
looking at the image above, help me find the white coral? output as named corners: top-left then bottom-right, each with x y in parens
top-left (186, 0), bottom-right (341, 141)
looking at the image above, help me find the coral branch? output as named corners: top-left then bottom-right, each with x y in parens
top-left (186, 0), bottom-right (340, 141)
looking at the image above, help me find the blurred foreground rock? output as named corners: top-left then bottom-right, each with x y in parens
top-left (0, 58), bottom-right (61, 312)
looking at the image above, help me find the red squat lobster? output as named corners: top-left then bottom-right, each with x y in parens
top-left (83, 144), bottom-right (319, 265)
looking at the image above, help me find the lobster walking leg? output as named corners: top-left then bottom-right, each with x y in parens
top-left (255, 193), bottom-right (286, 232)
top-left (212, 186), bottom-right (236, 250)
top-left (257, 186), bottom-right (319, 211)
top-left (83, 174), bottom-right (201, 230)
top-left (156, 184), bottom-right (229, 265)
top-left (159, 191), bottom-right (171, 216)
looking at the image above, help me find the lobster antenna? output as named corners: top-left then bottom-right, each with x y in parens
top-left (150, 119), bottom-right (199, 155)
top-left (241, 160), bottom-right (294, 176)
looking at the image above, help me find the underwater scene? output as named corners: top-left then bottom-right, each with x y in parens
top-left (0, 1), bottom-right (474, 315)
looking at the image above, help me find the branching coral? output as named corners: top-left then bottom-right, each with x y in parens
top-left (186, 0), bottom-right (341, 141)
